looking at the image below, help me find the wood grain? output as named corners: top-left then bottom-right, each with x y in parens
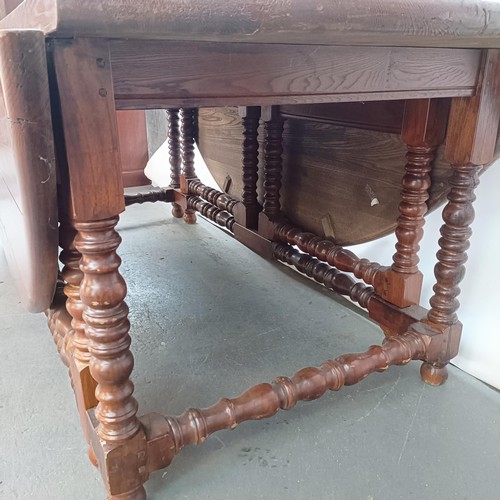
top-left (393, 99), bottom-right (450, 274)
top-left (0, 30), bottom-right (58, 312)
top-left (2, 0), bottom-right (500, 49)
top-left (116, 110), bottom-right (149, 188)
top-left (429, 50), bottom-right (500, 326)
top-left (445, 49), bottom-right (500, 166)
top-left (198, 106), bottom-right (463, 245)
top-left (281, 102), bottom-right (405, 134)
top-left (51, 37), bottom-right (125, 221)
top-left (110, 41), bottom-right (481, 108)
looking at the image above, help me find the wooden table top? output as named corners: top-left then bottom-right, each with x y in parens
top-left (2, 0), bottom-right (500, 47)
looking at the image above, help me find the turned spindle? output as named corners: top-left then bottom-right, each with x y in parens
top-left (372, 99), bottom-right (450, 308)
top-left (59, 221), bottom-right (99, 465)
top-left (189, 179), bottom-right (238, 214)
top-left (393, 99), bottom-right (448, 275)
top-left (262, 106), bottom-right (284, 218)
top-left (274, 222), bottom-right (383, 285)
top-left (428, 164), bottom-right (480, 326)
top-left (168, 108), bottom-right (181, 187)
top-left (47, 283), bottom-right (72, 367)
top-left (160, 331), bottom-right (426, 461)
top-left (422, 50), bottom-right (500, 385)
top-left (167, 108), bottom-right (184, 218)
top-left (273, 242), bottom-right (375, 308)
top-left (75, 217), bottom-right (140, 443)
top-left (59, 222), bottom-right (88, 365)
top-left (392, 143), bottom-right (434, 274)
top-left (235, 106), bottom-right (262, 228)
top-left (181, 108), bottom-right (198, 223)
top-left (187, 196), bottom-right (235, 232)
top-left (124, 189), bottom-right (173, 206)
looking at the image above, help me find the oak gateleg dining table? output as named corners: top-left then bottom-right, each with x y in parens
top-left (0, 1), bottom-right (499, 498)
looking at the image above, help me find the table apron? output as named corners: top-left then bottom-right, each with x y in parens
top-left (108, 40), bottom-right (482, 109)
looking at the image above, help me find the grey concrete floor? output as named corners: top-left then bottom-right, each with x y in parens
top-left (1, 201), bottom-right (499, 500)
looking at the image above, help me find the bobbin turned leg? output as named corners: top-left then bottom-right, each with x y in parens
top-left (233, 106), bottom-right (262, 229)
top-left (180, 107), bottom-right (198, 224)
top-left (167, 108), bottom-right (184, 218)
top-left (75, 218), bottom-right (147, 498)
top-left (421, 49), bottom-right (500, 385)
top-left (258, 105), bottom-right (284, 239)
top-left (421, 163), bottom-right (480, 385)
top-left (374, 99), bottom-right (448, 308)
top-left (52, 37), bottom-right (148, 498)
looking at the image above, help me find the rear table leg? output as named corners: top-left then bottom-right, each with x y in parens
top-left (167, 108), bottom-right (184, 218)
top-left (180, 107), bottom-right (198, 224)
top-left (258, 105), bottom-right (285, 239)
top-left (421, 49), bottom-right (500, 384)
top-left (374, 98), bottom-right (448, 309)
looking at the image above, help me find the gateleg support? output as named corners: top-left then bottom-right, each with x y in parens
top-left (375, 98), bottom-right (449, 308)
top-left (235, 105), bottom-right (262, 229)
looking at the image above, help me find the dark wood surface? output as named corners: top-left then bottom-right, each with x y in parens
top-left (110, 40), bottom-right (481, 109)
top-left (51, 37), bottom-right (125, 221)
top-left (1, 2), bottom-right (499, 498)
top-left (198, 102), bottom-right (500, 245)
top-left (281, 102), bottom-right (406, 134)
top-left (116, 110), bottom-right (150, 188)
top-left (197, 106), bottom-right (434, 244)
top-left (429, 49), bottom-right (500, 326)
top-left (445, 49), bottom-right (500, 166)
top-left (2, 0), bottom-right (500, 49)
top-left (0, 30), bottom-right (58, 312)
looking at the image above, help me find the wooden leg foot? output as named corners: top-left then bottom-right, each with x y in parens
top-left (171, 202), bottom-right (184, 218)
top-left (420, 362), bottom-right (448, 386)
top-left (109, 485), bottom-right (146, 500)
top-left (183, 209), bottom-right (197, 224)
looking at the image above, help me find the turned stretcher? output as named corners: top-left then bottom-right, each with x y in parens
top-left (0, 1), bottom-right (500, 498)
